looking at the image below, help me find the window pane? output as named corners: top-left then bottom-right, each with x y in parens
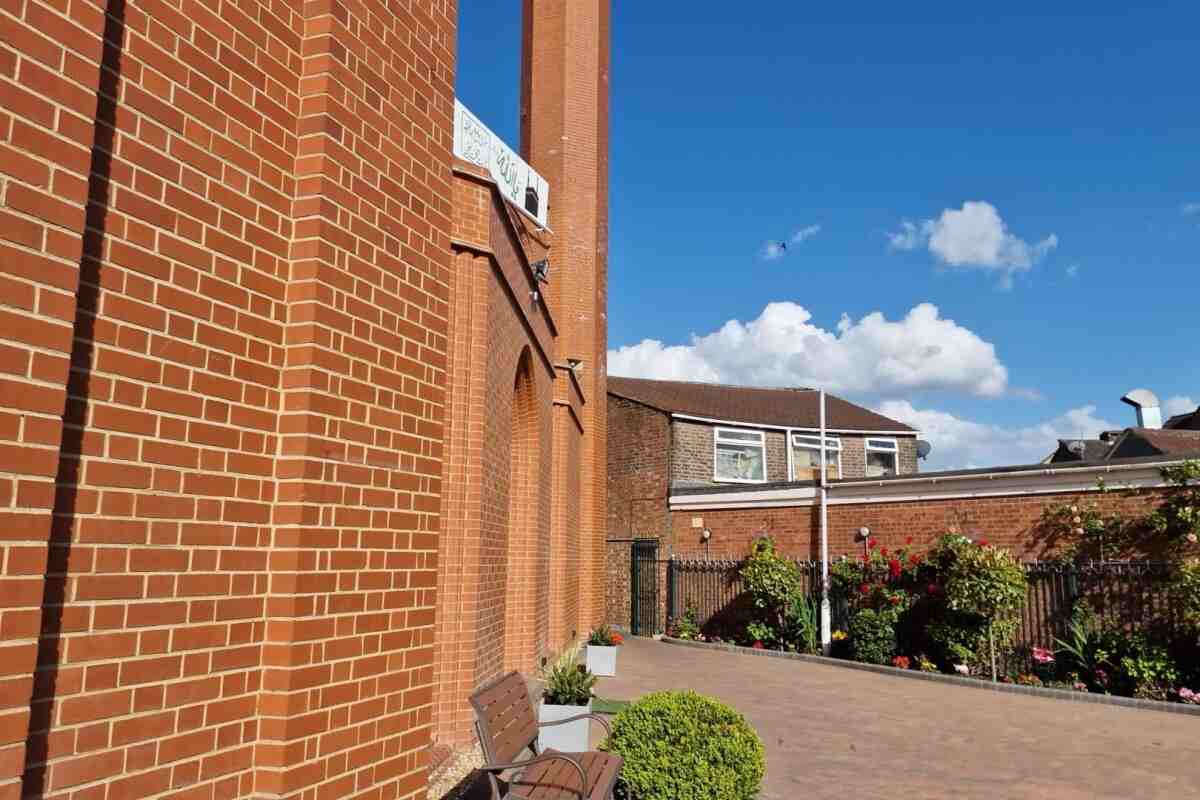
top-left (867, 438), bottom-right (897, 451)
top-left (791, 446), bottom-right (838, 480)
top-left (866, 450), bottom-right (897, 477)
top-left (715, 443), bottom-right (764, 481)
top-left (717, 429), bottom-right (761, 443)
top-left (792, 435), bottom-right (840, 450)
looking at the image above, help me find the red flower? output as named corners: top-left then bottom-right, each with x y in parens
top-left (909, 554), bottom-right (922, 566)
top-left (979, 538), bottom-right (990, 547)
top-left (859, 583), bottom-right (870, 595)
top-left (880, 547), bottom-right (889, 556)
top-left (888, 595), bottom-right (901, 606)
top-left (892, 655), bottom-right (911, 669)
top-left (927, 583), bottom-right (939, 595)
top-left (752, 641), bottom-right (765, 650)
top-left (869, 540), bottom-right (878, 549)
top-left (888, 559), bottom-right (902, 579)
top-left (906, 536), bottom-right (914, 545)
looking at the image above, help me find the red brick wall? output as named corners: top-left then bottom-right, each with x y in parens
top-left (0, 1), bottom-right (105, 796)
top-left (672, 489), bottom-right (1172, 562)
top-left (606, 396), bottom-right (669, 540)
top-left (1, 1), bottom-right (456, 798)
top-left (549, 391), bottom-right (583, 649)
top-left (433, 172), bottom-right (558, 746)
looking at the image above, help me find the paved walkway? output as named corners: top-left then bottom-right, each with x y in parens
top-left (596, 637), bottom-right (1200, 799)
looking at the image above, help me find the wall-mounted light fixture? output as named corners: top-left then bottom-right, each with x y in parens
top-left (857, 526), bottom-right (871, 560)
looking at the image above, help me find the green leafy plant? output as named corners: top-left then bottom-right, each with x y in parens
top-left (1112, 633), bottom-right (1179, 700)
top-left (603, 690), bottom-right (765, 800)
top-left (745, 621), bottom-right (776, 647)
top-left (1054, 604), bottom-right (1106, 680)
top-left (588, 624), bottom-right (623, 646)
top-left (933, 534), bottom-right (1027, 680)
top-left (847, 607), bottom-right (901, 665)
top-left (740, 536), bottom-right (802, 634)
top-left (1169, 558), bottom-right (1200, 625)
top-left (540, 644), bottom-right (596, 707)
top-left (669, 606), bottom-right (702, 641)
top-left (784, 592), bottom-right (820, 654)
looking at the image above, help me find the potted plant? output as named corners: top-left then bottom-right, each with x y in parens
top-left (538, 644), bottom-right (597, 752)
top-left (585, 625), bottom-right (623, 677)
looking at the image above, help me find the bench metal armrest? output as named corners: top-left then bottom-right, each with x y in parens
top-left (538, 712), bottom-right (612, 737)
top-left (481, 752), bottom-right (588, 799)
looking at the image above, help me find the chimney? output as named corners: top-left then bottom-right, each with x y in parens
top-left (1121, 388), bottom-right (1162, 429)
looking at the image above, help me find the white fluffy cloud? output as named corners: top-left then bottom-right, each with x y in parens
top-left (762, 224), bottom-right (821, 260)
top-left (608, 301), bottom-right (1008, 397)
top-left (877, 400), bottom-right (1121, 471)
top-left (1166, 395), bottom-right (1197, 417)
top-left (889, 201), bottom-right (1058, 288)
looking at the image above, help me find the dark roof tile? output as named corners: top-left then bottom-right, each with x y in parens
top-left (607, 376), bottom-right (915, 433)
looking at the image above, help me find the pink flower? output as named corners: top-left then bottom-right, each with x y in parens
top-left (953, 664), bottom-right (969, 675)
top-left (752, 641), bottom-right (765, 650)
top-left (1031, 646), bottom-right (1056, 664)
top-left (1179, 688), bottom-right (1200, 705)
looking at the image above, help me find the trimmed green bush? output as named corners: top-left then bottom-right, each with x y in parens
top-left (604, 690), bottom-right (764, 800)
top-left (848, 607), bottom-right (899, 665)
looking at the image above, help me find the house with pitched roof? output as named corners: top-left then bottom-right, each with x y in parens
top-left (606, 376), bottom-right (919, 541)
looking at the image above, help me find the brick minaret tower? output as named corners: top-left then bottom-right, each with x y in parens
top-left (521, 0), bottom-right (610, 630)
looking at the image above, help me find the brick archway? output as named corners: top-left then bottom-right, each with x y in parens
top-left (505, 348), bottom-right (546, 670)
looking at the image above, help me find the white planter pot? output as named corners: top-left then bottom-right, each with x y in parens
top-left (586, 645), bottom-right (618, 677)
top-left (538, 699), bottom-right (592, 753)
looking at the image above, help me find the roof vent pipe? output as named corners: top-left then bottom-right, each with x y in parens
top-left (1121, 388), bottom-right (1162, 429)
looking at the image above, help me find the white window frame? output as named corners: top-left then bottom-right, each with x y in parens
top-left (713, 427), bottom-right (767, 484)
top-left (865, 437), bottom-right (899, 477)
top-left (789, 434), bottom-right (841, 481)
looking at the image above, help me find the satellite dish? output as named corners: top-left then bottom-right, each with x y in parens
top-left (916, 440), bottom-right (932, 460)
top-left (1066, 440), bottom-right (1086, 456)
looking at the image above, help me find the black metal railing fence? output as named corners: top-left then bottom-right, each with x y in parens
top-left (665, 557), bottom-right (1176, 670)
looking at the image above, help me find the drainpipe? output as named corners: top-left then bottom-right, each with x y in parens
top-left (819, 390), bottom-right (832, 655)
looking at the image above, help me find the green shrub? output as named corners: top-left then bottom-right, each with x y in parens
top-left (1170, 559), bottom-right (1200, 626)
top-left (604, 691), bottom-right (764, 800)
top-left (848, 607), bottom-right (899, 665)
top-left (741, 537), bottom-right (802, 631)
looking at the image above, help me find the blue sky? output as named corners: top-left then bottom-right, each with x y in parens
top-left (457, 3), bottom-right (1199, 469)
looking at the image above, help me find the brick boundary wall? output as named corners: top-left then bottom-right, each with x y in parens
top-left (604, 459), bottom-right (1189, 632)
top-left (671, 484), bottom-right (1175, 561)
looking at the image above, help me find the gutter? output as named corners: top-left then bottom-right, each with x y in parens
top-left (669, 457), bottom-right (1188, 512)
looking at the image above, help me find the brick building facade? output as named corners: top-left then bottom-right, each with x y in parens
top-left (606, 379), bottom-right (919, 548)
top-left (0, 0), bottom-right (609, 797)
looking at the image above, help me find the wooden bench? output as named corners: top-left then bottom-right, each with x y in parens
top-left (469, 671), bottom-right (623, 800)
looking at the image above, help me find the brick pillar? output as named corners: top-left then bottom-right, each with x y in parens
top-left (522, 0), bottom-right (609, 634)
top-left (0, 2), bottom-right (105, 798)
top-left (254, 2), bottom-right (455, 798)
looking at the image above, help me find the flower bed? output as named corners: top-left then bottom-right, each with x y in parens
top-left (718, 531), bottom-right (1200, 709)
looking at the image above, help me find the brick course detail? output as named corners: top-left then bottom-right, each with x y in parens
top-left (0, 0), bottom-right (611, 798)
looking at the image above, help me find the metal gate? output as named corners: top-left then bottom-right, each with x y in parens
top-left (630, 539), bottom-right (660, 635)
